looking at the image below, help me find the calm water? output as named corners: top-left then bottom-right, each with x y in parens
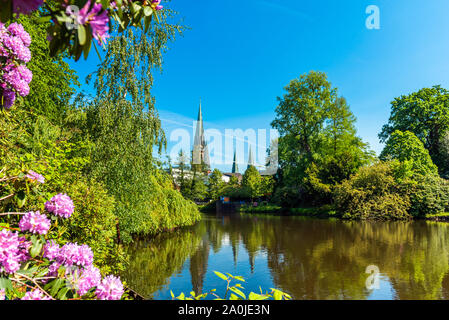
top-left (123, 214), bottom-right (449, 300)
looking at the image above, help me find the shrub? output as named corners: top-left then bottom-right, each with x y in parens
top-left (0, 169), bottom-right (126, 300)
top-left (114, 171), bottom-right (201, 243)
top-left (407, 174), bottom-right (449, 217)
top-left (0, 136), bottom-right (125, 274)
top-left (63, 179), bottom-right (127, 274)
top-left (334, 161), bottom-right (412, 220)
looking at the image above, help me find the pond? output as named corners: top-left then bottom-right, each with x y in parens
top-left (122, 213), bottom-right (449, 300)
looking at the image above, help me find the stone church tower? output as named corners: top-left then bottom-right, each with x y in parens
top-left (192, 100), bottom-right (210, 172)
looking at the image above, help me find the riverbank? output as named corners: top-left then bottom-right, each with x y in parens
top-left (425, 213), bottom-right (449, 222)
top-left (238, 203), bottom-right (449, 222)
top-left (238, 203), bottom-right (338, 218)
top-left (122, 213), bottom-right (449, 300)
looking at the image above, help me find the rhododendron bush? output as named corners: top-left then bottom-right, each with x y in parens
top-left (0, 0), bottom-right (165, 110)
top-left (0, 170), bottom-right (126, 300)
top-left (0, 0), bottom-right (164, 59)
top-left (0, 22), bottom-right (32, 109)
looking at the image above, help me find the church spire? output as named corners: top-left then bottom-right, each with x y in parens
top-left (232, 149), bottom-right (238, 173)
top-left (192, 99), bottom-right (210, 170)
top-left (247, 145), bottom-right (255, 170)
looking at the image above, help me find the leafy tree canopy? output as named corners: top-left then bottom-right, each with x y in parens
top-left (379, 85), bottom-right (449, 176)
top-left (381, 130), bottom-right (438, 177)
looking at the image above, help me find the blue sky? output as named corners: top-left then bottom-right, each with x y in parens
top-left (68, 0), bottom-right (449, 173)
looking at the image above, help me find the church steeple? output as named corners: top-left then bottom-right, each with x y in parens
top-left (247, 145), bottom-right (255, 170)
top-left (192, 99), bottom-right (210, 171)
top-left (232, 150), bottom-right (238, 173)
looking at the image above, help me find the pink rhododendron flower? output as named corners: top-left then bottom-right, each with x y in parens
top-left (26, 170), bottom-right (45, 184)
top-left (76, 0), bottom-right (110, 45)
top-left (151, 0), bottom-right (163, 11)
top-left (2, 34), bottom-right (31, 62)
top-left (0, 21), bottom-right (32, 110)
top-left (0, 230), bottom-right (29, 274)
top-left (57, 243), bottom-right (94, 267)
top-left (96, 275), bottom-right (124, 300)
top-left (0, 289), bottom-right (5, 300)
top-left (45, 193), bottom-right (75, 218)
top-left (1, 88), bottom-right (15, 109)
top-left (76, 265), bottom-right (102, 296)
top-left (19, 211), bottom-right (51, 235)
top-left (21, 289), bottom-right (51, 300)
top-left (7, 22), bottom-right (31, 46)
top-left (43, 240), bottom-right (60, 260)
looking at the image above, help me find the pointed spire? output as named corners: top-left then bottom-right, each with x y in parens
top-left (247, 145), bottom-right (254, 170)
top-left (197, 98), bottom-right (203, 122)
top-left (194, 99), bottom-right (204, 147)
top-left (232, 149), bottom-right (238, 173)
top-left (193, 98), bottom-right (210, 169)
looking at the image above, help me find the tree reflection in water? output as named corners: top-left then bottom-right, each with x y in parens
top-left (123, 214), bottom-right (449, 300)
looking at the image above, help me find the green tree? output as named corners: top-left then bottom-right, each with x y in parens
top-left (380, 130), bottom-right (438, 177)
top-left (208, 169), bottom-right (224, 200)
top-left (175, 149), bottom-right (190, 196)
top-left (242, 166), bottom-right (263, 201)
top-left (187, 172), bottom-right (208, 201)
top-left (379, 85), bottom-right (449, 177)
top-left (271, 71), bottom-right (373, 205)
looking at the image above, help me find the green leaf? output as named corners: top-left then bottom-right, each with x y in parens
top-left (0, 277), bottom-right (13, 291)
top-left (49, 278), bottom-right (64, 297)
top-left (15, 190), bottom-right (27, 208)
top-left (143, 6), bottom-right (153, 17)
top-left (144, 15), bottom-right (152, 33)
top-left (230, 287), bottom-right (246, 299)
top-left (78, 25), bottom-right (87, 46)
top-left (83, 31), bottom-right (92, 60)
top-left (30, 239), bottom-right (43, 258)
top-left (214, 271), bottom-right (228, 281)
top-left (57, 287), bottom-right (70, 300)
top-left (248, 292), bottom-right (269, 300)
top-left (233, 276), bottom-right (246, 282)
top-left (272, 289), bottom-right (282, 300)
top-left (0, 0), bottom-right (12, 23)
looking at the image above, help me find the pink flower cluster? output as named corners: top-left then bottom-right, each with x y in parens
top-left (76, 265), bottom-right (102, 296)
top-left (0, 172), bottom-right (124, 300)
top-left (0, 229), bottom-right (30, 274)
top-left (42, 240), bottom-right (123, 299)
top-left (71, 0), bottom-right (110, 45)
top-left (26, 170), bottom-right (45, 184)
top-left (58, 243), bottom-right (94, 267)
top-left (96, 275), bottom-right (125, 300)
top-left (19, 211), bottom-right (51, 235)
top-left (45, 193), bottom-right (75, 218)
top-left (21, 289), bottom-right (51, 300)
top-left (0, 22), bottom-right (33, 109)
top-left (151, 0), bottom-right (163, 11)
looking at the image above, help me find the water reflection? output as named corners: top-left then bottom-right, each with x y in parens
top-left (122, 214), bottom-right (449, 300)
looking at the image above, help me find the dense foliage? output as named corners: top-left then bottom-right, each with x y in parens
top-left (379, 86), bottom-right (449, 177)
top-left (268, 72), bottom-right (449, 220)
top-left (0, 167), bottom-right (126, 300)
top-left (0, 0), bottom-right (201, 301)
top-left (334, 161), bottom-right (412, 220)
top-left (271, 71), bottom-right (374, 207)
